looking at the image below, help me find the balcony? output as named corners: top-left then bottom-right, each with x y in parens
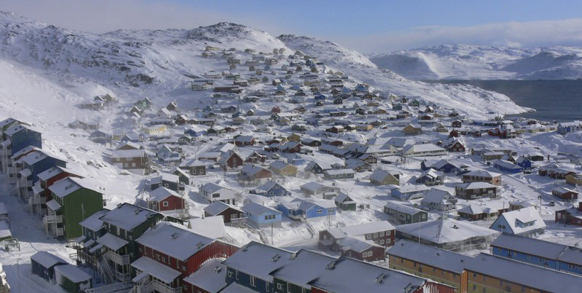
top-left (29, 195), bottom-right (47, 205)
top-left (114, 271), bottom-right (132, 282)
top-left (106, 250), bottom-right (130, 265)
top-left (151, 281), bottom-right (182, 293)
top-left (43, 215), bottom-right (63, 223)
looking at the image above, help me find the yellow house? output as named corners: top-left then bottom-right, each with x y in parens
top-left (143, 125), bottom-right (167, 135)
top-left (566, 174), bottom-right (582, 186)
top-left (269, 161), bottom-right (298, 177)
top-left (287, 133), bottom-right (301, 142)
top-left (403, 124), bottom-right (422, 135)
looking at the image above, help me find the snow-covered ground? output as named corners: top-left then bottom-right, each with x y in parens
top-left (0, 11), bottom-right (580, 293)
top-left (369, 44), bottom-right (582, 80)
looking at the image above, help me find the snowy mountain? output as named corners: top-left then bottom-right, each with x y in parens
top-left (369, 44), bottom-right (582, 80)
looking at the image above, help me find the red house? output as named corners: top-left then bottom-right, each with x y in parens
top-left (147, 187), bottom-right (185, 212)
top-left (271, 106), bottom-right (281, 114)
top-left (133, 222), bottom-right (238, 293)
top-left (552, 187), bottom-right (579, 200)
top-left (219, 151), bottom-right (244, 170)
top-left (447, 140), bottom-right (466, 152)
top-left (555, 202), bottom-right (582, 227)
top-left (33, 166), bottom-right (83, 215)
top-left (203, 201), bottom-right (245, 226)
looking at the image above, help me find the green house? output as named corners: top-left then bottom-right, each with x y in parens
top-left (45, 177), bottom-right (104, 240)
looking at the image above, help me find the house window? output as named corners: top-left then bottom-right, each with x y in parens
top-left (163, 201), bottom-right (169, 207)
top-left (317, 209), bottom-right (322, 214)
top-left (212, 193), bottom-right (220, 198)
top-left (277, 283), bottom-right (283, 290)
top-left (250, 276), bottom-right (256, 287)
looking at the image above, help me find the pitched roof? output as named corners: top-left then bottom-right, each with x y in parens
top-left (136, 222), bottom-right (214, 261)
top-left (387, 240), bottom-right (472, 274)
top-left (466, 253), bottom-right (581, 292)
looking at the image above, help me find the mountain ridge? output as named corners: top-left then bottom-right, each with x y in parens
top-left (369, 44), bottom-right (582, 80)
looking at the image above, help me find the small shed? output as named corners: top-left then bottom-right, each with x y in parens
top-left (30, 251), bottom-right (68, 283)
top-left (54, 264), bottom-right (92, 293)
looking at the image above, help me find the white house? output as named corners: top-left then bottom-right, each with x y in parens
top-left (489, 206), bottom-right (546, 237)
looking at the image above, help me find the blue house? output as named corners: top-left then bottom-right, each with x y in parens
top-left (4, 123), bottom-right (42, 156)
top-left (277, 198), bottom-right (336, 221)
top-left (251, 180), bottom-right (290, 197)
top-left (491, 233), bottom-right (582, 276)
top-left (242, 202), bottom-right (282, 228)
top-left (516, 156), bottom-right (533, 169)
top-left (420, 159), bottom-right (462, 174)
top-left (355, 84), bottom-right (368, 93)
top-left (314, 94), bottom-right (326, 101)
top-left (557, 121), bottom-right (581, 135)
top-left (493, 159), bottom-right (522, 174)
top-left (20, 150), bottom-right (67, 184)
top-left (284, 154), bottom-right (305, 166)
top-left (223, 241), bottom-right (294, 293)
top-left (184, 126), bottom-right (207, 137)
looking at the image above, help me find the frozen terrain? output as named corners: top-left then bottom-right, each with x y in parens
top-left (369, 44), bottom-right (582, 80)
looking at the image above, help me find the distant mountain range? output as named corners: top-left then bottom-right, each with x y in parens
top-left (368, 45), bottom-right (582, 80)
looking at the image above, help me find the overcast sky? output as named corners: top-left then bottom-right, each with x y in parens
top-left (2, 0), bottom-right (582, 53)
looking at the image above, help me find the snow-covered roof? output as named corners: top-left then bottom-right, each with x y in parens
top-left (220, 282), bottom-right (258, 293)
top-left (369, 169), bottom-right (399, 182)
top-left (308, 257), bottom-right (425, 293)
top-left (45, 199), bottom-right (62, 211)
top-left (183, 259), bottom-right (227, 292)
top-left (203, 201), bottom-right (240, 215)
top-left (421, 188), bottom-right (453, 204)
top-left (338, 237), bottom-right (379, 253)
top-left (200, 183), bottom-right (228, 194)
top-left (327, 221), bottom-right (395, 240)
top-left (30, 251), bottom-right (68, 268)
top-left (189, 216), bottom-right (226, 239)
top-left (270, 249), bottom-right (334, 288)
top-left (148, 187), bottom-right (180, 202)
top-left (396, 219), bottom-right (499, 244)
top-left (491, 206), bottom-right (546, 235)
top-left (463, 169), bottom-right (500, 178)
top-left (490, 234), bottom-right (567, 260)
top-left (79, 209), bottom-right (109, 232)
top-left (269, 160), bottom-right (291, 170)
top-left (97, 233), bottom-right (128, 251)
top-left (242, 201), bottom-right (281, 216)
top-left (384, 202), bottom-right (424, 215)
top-left (456, 182), bottom-right (497, 190)
top-left (222, 242), bottom-right (294, 283)
top-left (466, 253), bottom-right (581, 292)
top-left (100, 203), bottom-right (161, 231)
top-left (388, 240), bottom-right (472, 274)
top-left (54, 265), bottom-right (92, 283)
top-left (49, 177), bottom-right (98, 198)
top-left (131, 256), bottom-right (181, 284)
top-left (136, 222), bottom-right (214, 261)
top-left (111, 149), bottom-right (145, 158)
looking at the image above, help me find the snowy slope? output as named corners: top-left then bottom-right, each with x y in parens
top-left (279, 36), bottom-right (527, 117)
top-left (369, 44), bottom-right (582, 80)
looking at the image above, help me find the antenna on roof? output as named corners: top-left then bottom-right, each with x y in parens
top-left (171, 232), bottom-right (179, 239)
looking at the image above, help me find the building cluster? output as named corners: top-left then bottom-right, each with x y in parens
top-left (1, 45), bottom-right (582, 293)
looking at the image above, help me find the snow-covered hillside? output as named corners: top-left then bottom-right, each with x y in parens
top-left (279, 36), bottom-right (527, 116)
top-left (369, 44), bottom-right (582, 80)
top-left (0, 12), bottom-right (528, 119)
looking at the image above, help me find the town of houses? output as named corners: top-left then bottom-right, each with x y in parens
top-left (0, 44), bottom-right (582, 293)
